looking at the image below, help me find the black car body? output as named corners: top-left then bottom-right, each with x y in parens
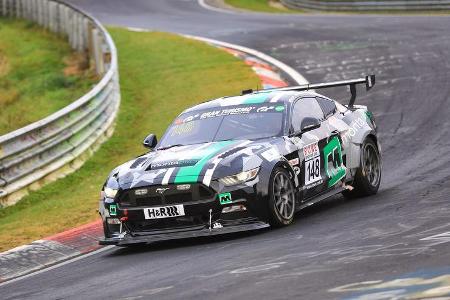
top-left (99, 76), bottom-right (381, 246)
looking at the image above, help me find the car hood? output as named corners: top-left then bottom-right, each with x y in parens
top-left (109, 139), bottom-right (285, 189)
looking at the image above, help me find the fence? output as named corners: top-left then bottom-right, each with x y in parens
top-left (281, 0), bottom-right (450, 11)
top-left (0, 0), bottom-right (120, 207)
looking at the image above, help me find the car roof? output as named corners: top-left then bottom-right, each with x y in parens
top-left (182, 90), bottom-right (323, 114)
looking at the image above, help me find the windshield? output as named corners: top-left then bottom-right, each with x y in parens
top-left (158, 104), bottom-right (286, 148)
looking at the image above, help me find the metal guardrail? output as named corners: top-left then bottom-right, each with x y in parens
top-left (0, 0), bottom-right (120, 207)
top-left (281, 0), bottom-right (450, 11)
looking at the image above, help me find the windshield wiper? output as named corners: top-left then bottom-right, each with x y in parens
top-left (157, 144), bottom-right (185, 151)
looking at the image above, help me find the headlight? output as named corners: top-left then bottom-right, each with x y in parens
top-left (103, 187), bottom-right (118, 199)
top-left (219, 167), bottom-right (260, 186)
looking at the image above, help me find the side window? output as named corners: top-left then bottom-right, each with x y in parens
top-left (291, 97), bottom-right (324, 132)
top-left (317, 97), bottom-right (336, 118)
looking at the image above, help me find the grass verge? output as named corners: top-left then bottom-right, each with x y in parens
top-left (0, 27), bottom-right (260, 252)
top-left (0, 18), bottom-right (96, 135)
top-left (223, 0), bottom-right (450, 14)
top-left (224, 0), bottom-right (300, 13)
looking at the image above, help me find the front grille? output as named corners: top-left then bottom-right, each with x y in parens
top-left (127, 215), bottom-right (207, 232)
top-left (135, 196), bottom-right (162, 207)
top-left (164, 192), bottom-right (192, 205)
top-left (118, 183), bottom-right (215, 207)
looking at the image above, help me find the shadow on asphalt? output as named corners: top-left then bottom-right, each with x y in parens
top-left (105, 188), bottom-right (393, 257)
top-left (106, 229), bottom-right (270, 256)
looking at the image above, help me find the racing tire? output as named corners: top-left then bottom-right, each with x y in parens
top-left (268, 167), bottom-right (296, 227)
top-left (343, 137), bottom-right (381, 198)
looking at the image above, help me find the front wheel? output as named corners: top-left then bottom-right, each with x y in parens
top-left (268, 167), bottom-right (296, 227)
top-left (343, 137), bottom-right (381, 198)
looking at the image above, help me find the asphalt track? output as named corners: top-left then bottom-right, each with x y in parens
top-left (2, 1), bottom-right (450, 299)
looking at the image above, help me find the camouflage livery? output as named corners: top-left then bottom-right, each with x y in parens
top-left (99, 89), bottom-right (381, 246)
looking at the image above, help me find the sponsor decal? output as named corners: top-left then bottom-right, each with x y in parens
top-left (305, 179), bottom-right (323, 190)
top-left (303, 142), bottom-right (322, 186)
top-left (156, 187), bottom-right (170, 194)
top-left (176, 184), bottom-right (191, 191)
top-left (150, 159), bottom-right (199, 170)
top-left (200, 107), bottom-right (255, 119)
top-left (261, 148), bottom-right (280, 162)
top-left (177, 103), bottom-right (284, 124)
top-left (109, 204), bottom-right (117, 216)
top-left (218, 192), bottom-right (232, 205)
top-left (303, 142), bottom-right (320, 161)
top-left (323, 136), bottom-right (346, 187)
top-left (342, 116), bottom-right (366, 144)
top-left (275, 105), bottom-right (285, 112)
top-left (135, 189), bottom-right (148, 196)
top-left (144, 204), bottom-right (185, 219)
top-left (256, 106), bottom-right (275, 113)
top-left (288, 158), bottom-right (299, 166)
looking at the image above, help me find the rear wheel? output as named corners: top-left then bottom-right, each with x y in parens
top-left (268, 167), bottom-right (296, 227)
top-left (343, 138), bottom-right (381, 198)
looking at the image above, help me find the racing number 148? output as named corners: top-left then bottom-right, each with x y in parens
top-left (305, 157), bottom-right (321, 185)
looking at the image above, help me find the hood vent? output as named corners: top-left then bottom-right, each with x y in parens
top-left (130, 157), bottom-right (147, 169)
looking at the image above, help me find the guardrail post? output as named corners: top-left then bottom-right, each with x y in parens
top-left (81, 17), bottom-right (89, 52)
top-left (91, 28), bottom-right (103, 75)
top-left (2, 0), bottom-right (8, 17)
top-left (37, 0), bottom-right (42, 26)
top-left (14, 0), bottom-right (20, 17)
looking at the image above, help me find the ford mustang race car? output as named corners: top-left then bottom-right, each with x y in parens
top-left (99, 75), bottom-right (381, 246)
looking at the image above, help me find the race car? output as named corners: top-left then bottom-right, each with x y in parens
top-left (99, 75), bottom-right (381, 246)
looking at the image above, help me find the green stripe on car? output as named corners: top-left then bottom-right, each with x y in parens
top-left (174, 141), bottom-right (235, 183)
top-left (242, 93), bottom-right (270, 104)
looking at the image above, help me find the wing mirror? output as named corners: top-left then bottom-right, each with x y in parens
top-left (143, 134), bottom-right (157, 149)
top-left (300, 117), bottom-right (321, 133)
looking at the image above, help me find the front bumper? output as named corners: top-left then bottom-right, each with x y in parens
top-left (99, 221), bottom-right (269, 246)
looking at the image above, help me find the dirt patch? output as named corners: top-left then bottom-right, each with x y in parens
top-left (63, 52), bottom-right (90, 77)
top-left (269, 0), bottom-right (289, 10)
top-left (0, 51), bottom-right (10, 77)
top-left (0, 88), bottom-right (20, 107)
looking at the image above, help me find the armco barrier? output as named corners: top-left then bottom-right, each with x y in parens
top-left (0, 0), bottom-right (120, 207)
top-left (281, 0), bottom-right (450, 11)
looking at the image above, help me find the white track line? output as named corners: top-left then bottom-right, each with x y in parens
top-left (183, 35), bottom-right (308, 85)
top-left (197, 0), bottom-right (238, 14)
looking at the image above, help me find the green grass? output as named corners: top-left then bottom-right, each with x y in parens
top-left (0, 27), bottom-right (260, 252)
top-left (0, 18), bottom-right (95, 135)
top-left (223, 0), bottom-right (450, 14)
top-left (224, 0), bottom-right (300, 13)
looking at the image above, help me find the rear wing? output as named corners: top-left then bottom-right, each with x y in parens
top-left (243, 75), bottom-right (376, 108)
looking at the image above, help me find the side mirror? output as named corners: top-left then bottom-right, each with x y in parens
top-left (300, 117), bottom-right (321, 133)
top-left (143, 134), bottom-right (157, 149)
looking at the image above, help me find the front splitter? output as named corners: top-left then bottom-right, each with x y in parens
top-left (99, 221), bottom-right (270, 246)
